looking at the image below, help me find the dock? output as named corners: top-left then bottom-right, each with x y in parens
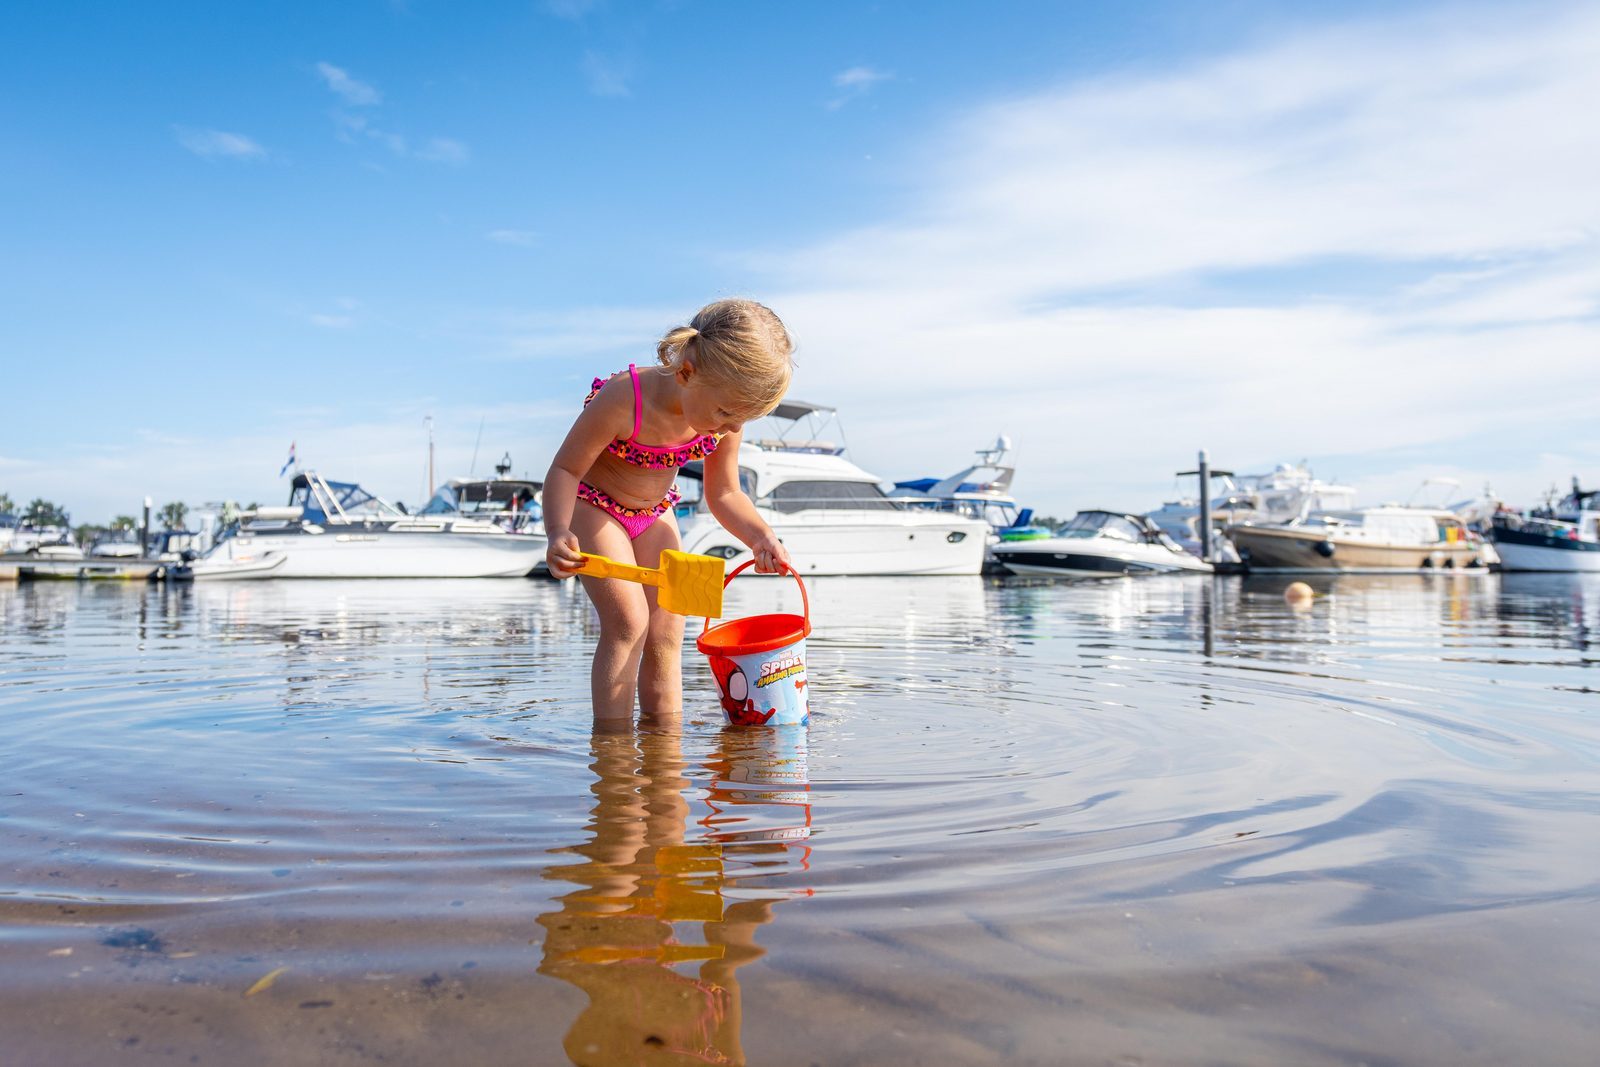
top-left (0, 554), bottom-right (185, 582)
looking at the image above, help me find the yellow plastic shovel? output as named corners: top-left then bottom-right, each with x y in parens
top-left (577, 550), bottom-right (726, 618)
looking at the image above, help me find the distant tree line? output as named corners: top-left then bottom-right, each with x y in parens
top-left (2, 492), bottom-right (192, 547)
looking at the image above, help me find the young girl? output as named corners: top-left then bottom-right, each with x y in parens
top-left (544, 299), bottom-right (795, 722)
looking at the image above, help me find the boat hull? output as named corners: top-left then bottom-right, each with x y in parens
top-left (1491, 528), bottom-right (1600, 572)
top-left (679, 513), bottom-right (987, 576)
top-left (193, 527), bottom-right (547, 579)
top-left (991, 539), bottom-right (1213, 578)
top-left (1228, 525), bottom-right (1489, 572)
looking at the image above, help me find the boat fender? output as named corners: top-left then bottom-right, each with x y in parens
top-left (1314, 540), bottom-right (1335, 558)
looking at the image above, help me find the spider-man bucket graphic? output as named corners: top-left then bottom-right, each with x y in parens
top-left (696, 562), bottom-right (811, 727)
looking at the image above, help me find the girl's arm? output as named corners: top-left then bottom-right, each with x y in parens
top-left (542, 383), bottom-right (630, 577)
top-left (702, 429), bottom-right (792, 574)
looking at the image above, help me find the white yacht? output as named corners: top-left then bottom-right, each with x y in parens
top-left (418, 453), bottom-right (545, 537)
top-left (991, 510), bottom-right (1214, 578)
top-left (1491, 481), bottom-right (1600, 572)
top-left (1226, 505), bottom-right (1492, 573)
top-left (675, 401), bottom-right (988, 576)
top-left (888, 435), bottom-right (1038, 534)
top-left (192, 471), bottom-right (547, 580)
top-left (1147, 462), bottom-right (1357, 559)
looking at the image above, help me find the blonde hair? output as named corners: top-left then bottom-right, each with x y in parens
top-left (657, 298), bottom-right (794, 420)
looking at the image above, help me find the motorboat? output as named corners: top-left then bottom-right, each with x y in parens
top-left (192, 471), bottom-right (547, 580)
top-left (1491, 480), bottom-right (1600, 572)
top-left (675, 400), bottom-right (989, 576)
top-left (990, 510), bottom-right (1214, 578)
top-left (23, 539), bottom-right (85, 561)
top-left (1147, 462), bottom-right (1356, 559)
top-left (89, 531), bottom-right (143, 558)
top-left (7, 522), bottom-right (74, 555)
top-left (887, 434), bottom-right (1050, 572)
top-left (1226, 506), bottom-right (1492, 572)
top-left (888, 435), bottom-right (1044, 535)
top-left (419, 453), bottom-right (545, 536)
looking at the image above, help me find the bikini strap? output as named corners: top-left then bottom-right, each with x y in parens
top-left (626, 363), bottom-right (642, 443)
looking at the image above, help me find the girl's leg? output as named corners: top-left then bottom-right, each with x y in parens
top-left (572, 502), bottom-right (650, 724)
top-left (631, 515), bottom-right (686, 723)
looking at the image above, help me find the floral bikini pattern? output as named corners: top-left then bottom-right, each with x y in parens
top-left (576, 481), bottom-right (680, 521)
top-left (576, 365), bottom-right (723, 539)
top-left (584, 373), bottom-right (721, 469)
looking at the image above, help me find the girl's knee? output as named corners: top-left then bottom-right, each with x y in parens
top-left (599, 601), bottom-right (650, 645)
top-left (648, 607), bottom-right (685, 644)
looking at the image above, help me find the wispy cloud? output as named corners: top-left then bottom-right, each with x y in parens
top-left (828, 65), bottom-right (892, 109)
top-left (487, 229), bottom-right (539, 247)
top-left (328, 102), bottom-right (467, 164)
top-left (317, 62), bottom-right (382, 106)
top-left (415, 137), bottom-right (469, 165)
top-left (307, 298), bottom-right (361, 329)
top-left (173, 126), bottom-right (265, 160)
top-left (322, 78), bottom-right (467, 165)
top-left (582, 50), bottom-right (632, 97)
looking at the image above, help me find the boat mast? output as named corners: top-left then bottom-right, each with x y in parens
top-left (425, 414), bottom-right (436, 501)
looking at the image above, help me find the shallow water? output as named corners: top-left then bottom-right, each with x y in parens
top-left (2, 573), bottom-right (1598, 1065)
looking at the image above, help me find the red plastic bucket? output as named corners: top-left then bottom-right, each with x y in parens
top-left (696, 562), bottom-right (812, 727)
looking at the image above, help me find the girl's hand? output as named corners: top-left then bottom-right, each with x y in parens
top-left (748, 532), bottom-right (791, 575)
top-left (546, 530), bottom-right (585, 578)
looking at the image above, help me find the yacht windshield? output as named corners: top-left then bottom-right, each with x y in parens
top-left (1061, 511), bottom-right (1145, 542)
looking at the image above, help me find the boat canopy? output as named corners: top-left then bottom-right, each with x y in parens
top-left (750, 398), bottom-right (847, 455)
top-left (769, 399), bottom-right (835, 421)
top-left (288, 473), bottom-right (394, 523)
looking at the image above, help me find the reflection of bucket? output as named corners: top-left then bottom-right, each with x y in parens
top-left (696, 562), bottom-right (812, 727)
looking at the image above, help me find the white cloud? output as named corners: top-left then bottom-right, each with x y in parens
top-left (582, 50), bottom-right (632, 97)
top-left (416, 137), bottom-right (469, 165)
top-left (317, 61), bottom-right (464, 163)
top-left (309, 314), bottom-right (355, 329)
top-left (317, 62), bottom-right (382, 106)
top-left (829, 65), bottom-right (892, 108)
top-left (173, 126), bottom-right (265, 160)
top-left (487, 229), bottom-right (539, 247)
top-left (488, 4), bottom-right (1600, 513)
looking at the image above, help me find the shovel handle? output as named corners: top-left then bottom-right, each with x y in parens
top-left (577, 553), bottom-right (663, 587)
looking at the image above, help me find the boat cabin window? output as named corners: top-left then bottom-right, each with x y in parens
top-left (766, 480), bottom-right (901, 514)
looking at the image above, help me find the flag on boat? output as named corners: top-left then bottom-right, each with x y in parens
top-left (278, 442), bottom-right (296, 477)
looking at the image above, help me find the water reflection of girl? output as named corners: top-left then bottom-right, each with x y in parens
top-left (538, 727), bottom-right (812, 1066)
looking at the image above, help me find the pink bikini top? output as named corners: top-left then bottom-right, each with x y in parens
top-left (583, 364), bottom-right (721, 470)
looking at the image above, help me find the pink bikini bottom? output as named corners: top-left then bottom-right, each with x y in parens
top-left (577, 481), bottom-right (680, 540)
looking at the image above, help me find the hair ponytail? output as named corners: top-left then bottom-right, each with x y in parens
top-left (657, 325), bottom-right (700, 367)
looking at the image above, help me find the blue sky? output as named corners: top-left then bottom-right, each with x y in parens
top-left (3, 0), bottom-right (1597, 522)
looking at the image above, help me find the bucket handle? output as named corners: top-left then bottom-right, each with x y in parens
top-left (701, 560), bottom-right (810, 633)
